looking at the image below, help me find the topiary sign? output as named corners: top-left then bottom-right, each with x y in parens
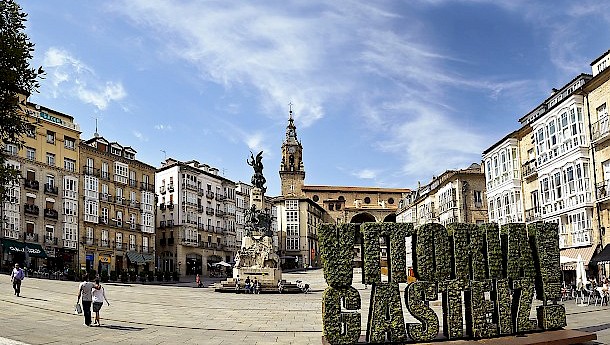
top-left (319, 222), bottom-right (566, 344)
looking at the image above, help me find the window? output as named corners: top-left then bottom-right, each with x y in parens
top-left (64, 136), bottom-right (75, 150)
top-left (4, 143), bottom-right (17, 156)
top-left (101, 230), bottom-right (109, 246)
top-left (64, 158), bottom-right (75, 172)
top-left (101, 162), bottom-right (109, 179)
top-left (116, 232), bottom-right (123, 249)
top-left (26, 147), bottom-right (35, 161)
top-left (388, 198), bottom-right (394, 204)
top-left (45, 225), bottom-right (54, 242)
top-left (329, 204), bottom-right (334, 211)
top-left (46, 130), bottom-right (55, 144)
top-left (46, 174), bottom-right (55, 188)
top-left (101, 207), bottom-right (109, 223)
top-left (285, 199), bottom-right (298, 210)
top-left (129, 234), bottom-right (136, 250)
top-left (46, 153), bottom-right (55, 166)
top-left (312, 195), bottom-right (319, 202)
top-left (474, 191), bottom-right (482, 204)
top-left (26, 125), bottom-right (35, 138)
top-left (114, 162), bottom-right (128, 184)
top-left (364, 197), bottom-right (371, 204)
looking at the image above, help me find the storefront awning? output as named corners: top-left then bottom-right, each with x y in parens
top-left (560, 245), bottom-right (597, 270)
top-left (591, 244), bottom-right (610, 265)
top-left (142, 253), bottom-right (154, 262)
top-left (1, 239), bottom-right (47, 258)
top-left (126, 251), bottom-right (146, 264)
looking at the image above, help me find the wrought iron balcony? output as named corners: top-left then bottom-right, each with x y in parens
top-left (160, 203), bottom-right (166, 210)
top-left (24, 204), bottom-right (39, 215)
top-left (159, 185), bottom-right (166, 194)
top-left (206, 191), bottom-right (215, 199)
top-left (521, 160), bottom-right (537, 180)
top-left (168, 184), bottom-right (174, 192)
top-left (206, 207), bottom-right (214, 215)
top-left (81, 236), bottom-right (95, 246)
top-left (167, 220), bottom-right (174, 227)
top-left (45, 236), bottom-right (58, 245)
top-left (82, 166), bottom-right (99, 177)
top-left (24, 179), bottom-right (39, 190)
top-left (525, 207), bottom-right (542, 223)
top-left (44, 208), bottom-right (59, 219)
top-left (140, 182), bottom-right (154, 192)
top-left (596, 180), bottom-right (610, 201)
top-left (24, 232), bottom-right (38, 242)
top-left (100, 171), bottom-right (110, 181)
top-left (129, 179), bottom-right (138, 188)
top-left (591, 117), bottom-right (610, 144)
top-left (44, 183), bottom-right (58, 195)
top-left (159, 220), bottom-right (166, 228)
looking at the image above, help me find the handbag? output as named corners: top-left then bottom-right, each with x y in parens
top-left (74, 303), bottom-right (82, 314)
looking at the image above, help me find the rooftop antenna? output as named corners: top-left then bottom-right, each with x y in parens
top-left (92, 115), bottom-right (100, 137)
top-left (288, 101), bottom-right (293, 120)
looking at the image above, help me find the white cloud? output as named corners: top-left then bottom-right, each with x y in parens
top-left (132, 130), bottom-right (148, 142)
top-left (154, 124), bottom-right (173, 131)
top-left (352, 169), bottom-right (381, 180)
top-left (41, 47), bottom-right (126, 110)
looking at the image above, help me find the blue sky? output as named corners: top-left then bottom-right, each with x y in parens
top-left (21, 0), bottom-right (610, 196)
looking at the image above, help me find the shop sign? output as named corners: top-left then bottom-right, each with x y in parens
top-left (99, 256), bottom-right (111, 263)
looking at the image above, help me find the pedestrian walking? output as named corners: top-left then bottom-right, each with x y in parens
top-left (92, 279), bottom-right (110, 326)
top-left (77, 274), bottom-right (94, 326)
top-left (10, 263), bottom-right (25, 297)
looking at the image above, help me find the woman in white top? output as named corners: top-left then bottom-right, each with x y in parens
top-left (91, 279), bottom-right (110, 326)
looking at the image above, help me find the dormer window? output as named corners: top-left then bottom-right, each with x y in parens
top-left (111, 147), bottom-right (122, 155)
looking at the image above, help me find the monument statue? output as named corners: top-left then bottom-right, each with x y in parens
top-left (247, 151), bottom-right (267, 193)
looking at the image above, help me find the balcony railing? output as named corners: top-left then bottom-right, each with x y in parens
top-left (100, 171), bottom-right (110, 181)
top-left (159, 220), bottom-right (166, 228)
top-left (160, 203), bottom-right (166, 210)
top-left (216, 209), bottom-right (225, 217)
top-left (24, 179), bottom-right (39, 190)
top-left (24, 204), bottom-right (39, 215)
top-left (129, 179), bottom-right (138, 188)
top-left (44, 236), bottom-right (58, 245)
top-left (24, 232), bottom-right (38, 242)
top-left (114, 241), bottom-right (127, 250)
top-left (591, 117), bottom-right (610, 144)
top-left (44, 208), bottom-right (59, 219)
top-left (140, 182), bottom-right (154, 192)
top-left (99, 194), bottom-right (112, 203)
top-left (216, 193), bottom-right (227, 201)
top-left (596, 180), bottom-right (610, 201)
top-left (206, 191), bottom-right (214, 199)
top-left (159, 185), bottom-right (166, 194)
top-left (168, 184), bottom-right (174, 192)
top-left (100, 240), bottom-right (110, 248)
top-left (83, 166), bottom-right (100, 177)
top-left (167, 204), bottom-right (174, 210)
top-left (81, 236), bottom-right (95, 246)
top-left (197, 223), bottom-right (205, 230)
top-left (525, 207), bottom-right (542, 223)
top-left (521, 160), bottom-right (537, 180)
top-left (44, 183), bottom-right (59, 195)
top-left (207, 224), bottom-right (215, 232)
top-left (197, 188), bottom-right (205, 196)
top-left (206, 207), bottom-right (214, 215)
top-left (198, 206), bottom-right (204, 213)
top-left (167, 220), bottom-right (174, 227)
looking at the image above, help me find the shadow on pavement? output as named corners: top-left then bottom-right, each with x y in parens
top-left (575, 323), bottom-right (610, 333)
top-left (99, 324), bottom-right (144, 331)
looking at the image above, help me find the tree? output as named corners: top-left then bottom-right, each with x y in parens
top-left (0, 0), bottom-right (44, 201)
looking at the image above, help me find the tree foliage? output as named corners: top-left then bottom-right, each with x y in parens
top-left (0, 0), bottom-right (44, 200)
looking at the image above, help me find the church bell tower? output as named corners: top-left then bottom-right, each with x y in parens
top-left (279, 105), bottom-right (305, 197)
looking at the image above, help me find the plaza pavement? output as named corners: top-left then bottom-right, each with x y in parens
top-left (0, 270), bottom-right (608, 345)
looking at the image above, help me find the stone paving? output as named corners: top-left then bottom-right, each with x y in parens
top-left (0, 270), bottom-right (607, 344)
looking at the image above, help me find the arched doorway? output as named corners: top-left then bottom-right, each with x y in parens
top-left (186, 253), bottom-right (202, 276)
top-left (350, 213), bottom-right (377, 268)
top-left (383, 213), bottom-right (396, 222)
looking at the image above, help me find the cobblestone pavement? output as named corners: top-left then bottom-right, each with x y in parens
top-left (0, 270), bottom-right (607, 344)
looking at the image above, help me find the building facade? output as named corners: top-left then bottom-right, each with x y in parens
top-left (1, 101), bottom-right (81, 272)
top-left (155, 159), bottom-right (237, 277)
top-left (79, 135), bottom-right (156, 276)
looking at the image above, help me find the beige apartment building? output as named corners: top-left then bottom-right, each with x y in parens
top-left (1, 101), bottom-right (80, 272)
top-left (79, 135), bottom-right (156, 276)
top-left (396, 163), bottom-right (488, 227)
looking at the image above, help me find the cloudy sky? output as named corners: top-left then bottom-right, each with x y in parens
top-left (22, 0), bottom-right (610, 195)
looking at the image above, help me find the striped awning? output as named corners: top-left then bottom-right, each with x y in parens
top-left (560, 245), bottom-right (598, 270)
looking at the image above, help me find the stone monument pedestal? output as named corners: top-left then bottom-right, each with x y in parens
top-left (234, 267), bottom-right (281, 289)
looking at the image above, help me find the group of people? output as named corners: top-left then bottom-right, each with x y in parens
top-left (77, 274), bottom-right (110, 327)
top-left (10, 263), bottom-right (110, 326)
top-left (236, 276), bottom-right (261, 294)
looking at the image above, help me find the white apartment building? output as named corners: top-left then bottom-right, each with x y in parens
top-left (155, 159), bottom-right (237, 277)
top-left (483, 135), bottom-right (524, 225)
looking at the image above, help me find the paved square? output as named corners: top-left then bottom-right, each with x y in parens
top-left (0, 271), bottom-right (607, 344)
